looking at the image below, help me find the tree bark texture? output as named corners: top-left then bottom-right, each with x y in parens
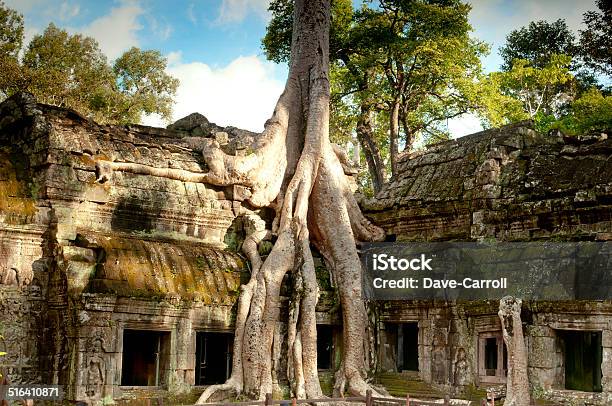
top-left (498, 296), bottom-right (530, 406)
top-left (356, 103), bottom-right (386, 194)
top-left (189, 0), bottom-right (386, 401)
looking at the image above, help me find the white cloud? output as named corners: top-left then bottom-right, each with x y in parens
top-left (142, 55), bottom-right (285, 132)
top-left (166, 51), bottom-right (182, 66)
top-left (59, 1), bottom-right (80, 21)
top-left (80, 2), bottom-right (143, 60)
top-left (216, 0), bottom-right (271, 24)
top-left (147, 15), bottom-right (172, 41)
top-left (3, 0), bottom-right (46, 13)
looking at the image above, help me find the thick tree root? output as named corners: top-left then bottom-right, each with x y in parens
top-left (194, 0), bottom-right (387, 402)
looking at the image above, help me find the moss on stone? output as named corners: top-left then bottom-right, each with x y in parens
top-left (0, 151), bottom-right (37, 224)
top-left (82, 235), bottom-right (246, 305)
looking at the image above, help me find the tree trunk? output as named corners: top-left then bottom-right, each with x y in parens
top-left (498, 296), bottom-right (530, 406)
top-left (356, 103), bottom-right (386, 194)
top-left (192, 0), bottom-right (385, 402)
top-left (389, 98), bottom-right (400, 176)
top-left (401, 113), bottom-right (416, 154)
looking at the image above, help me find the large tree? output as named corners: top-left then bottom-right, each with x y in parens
top-left (0, 2), bottom-right (179, 125)
top-left (499, 19), bottom-right (577, 71)
top-left (0, 0), bottom-right (22, 58)
top-left (22, 23), bottom-right (116, 119)
top-left (579, 0), bottom-right (612, 78)
top-left (264, 0), bottom-right (489, 194)
top-left (492, 54), bottom-right (574, 119)
top-left (0, 1), bottom-right (25, 98)
top-left (110, 47), bottom-right (179, 124)
top-left (186, 0), bottom-right (386, 401)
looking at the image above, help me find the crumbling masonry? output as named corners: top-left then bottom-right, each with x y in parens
top-left (1, 93), bottom-right (611, 404)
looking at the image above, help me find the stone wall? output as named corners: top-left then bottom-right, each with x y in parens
top-left (365, 121), bottom-right (612, 242)
top-left (362, 122), bottom-right (612, 404)
top-left (2, 94), bottom-right (611, 405)
top-left (0, 94), bottom-right (252, 402)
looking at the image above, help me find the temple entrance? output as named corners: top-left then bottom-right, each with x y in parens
top-left (195, 332), bottom-right (233, 385)
top-left (398, 322), bottom-right (419, 371)
top-left (121, 330), bottom-right (170, 386)
top-left (385, 322), bottom-right (419, 372)
top-left (317, 325), bottom-right (334, 370)
top-left (560, 331), bottom-right (603, 392)
top-left (478, 331), bottom-right (507, 383)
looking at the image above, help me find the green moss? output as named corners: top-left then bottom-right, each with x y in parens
top-left (315, 265), bottom-right (332, 291)
top-left (258, 240), bottom-right (273, 256)
top-left (195, 256), bottom-right (207, 271)
top-left (0, 152), bottom-right (37, 223)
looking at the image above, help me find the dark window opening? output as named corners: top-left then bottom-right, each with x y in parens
top-left (484, 337), bottom-right (498, 375)
top-left (317, 325), bottom-right (334, 370)
top-left (195, 332), bottom-right (233, 385)
top-left (560, 331), bottom-right (602, 392)
top-left (121, 330), bottom-right (170, 386)
top-left (397, 322), bottom-right (419, 371)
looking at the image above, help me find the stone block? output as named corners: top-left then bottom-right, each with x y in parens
top-left (529, 336), bottom-right (556, 368)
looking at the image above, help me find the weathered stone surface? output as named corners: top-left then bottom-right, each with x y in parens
top-left (3, 94), bottom-right (612, 405)
top-left (363, 121), bottom-right (612, 405)
top-left (363, 120), bottom-right (612, 243)
top-left (0, 94), bottom-right (253, 402)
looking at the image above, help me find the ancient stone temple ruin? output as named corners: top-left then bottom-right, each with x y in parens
top-left (1, 93), bottom-right (611, 405)
top-left (362, 121), bottom-right (612, 405)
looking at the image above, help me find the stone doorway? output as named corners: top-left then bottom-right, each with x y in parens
top-left (478, 331), bottom-right (507, 384)
top-left (559, 330), bottom-right (603, 392)
top-left (398, 322), bottom-right (419, 372)
top-left (385, 322), bottom-right (419, 372)
top-left (317, 325), bottom-right (334, 370)
top-left (195, 332), bottom-right (233, 385)
top-left (121, 330), bottom-right (171, 387)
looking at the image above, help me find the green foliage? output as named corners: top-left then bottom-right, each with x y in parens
top-left (265, 0), bottom-right (495, 192)
top-left (22, 23), bottom-right (116, 120)
top-left (263, 0), bottom-right (354, 65)
top-left (0, 0), bottom-right (22, 58)
top-left (0, 3), bottom-right (179, 125)
top-left (472, 73), bottom-right (528, 128)
top-left (541, 88), bottom-right (612, 135)
top-left (499, 19), bottom-right (577, 71)
top-left (112, 47), bottom-right (179, 123)
top-left (491, 54), bottom-right (575, 119)
top-left (533, 111), bottom-right (557, 134)
top-left (347, 0), bottom-right (488, 143)
top-left (579, 0), bottom-right (612, 77)
top-left (492, 8), bottom-right (610, 134)
top-left (261, 0), bottom-right (293, 64)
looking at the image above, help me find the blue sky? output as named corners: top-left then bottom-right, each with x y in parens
top-left (5, 0), bottom-right (599, 136)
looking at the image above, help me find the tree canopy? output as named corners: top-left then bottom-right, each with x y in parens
top-left (494, 3), bottom-right (611, 136)
top-left (499, 19), bottom-right (577, 71)
top-left (0, 3), bottom-right (178, 125)
top-left (0, 0), bottom-right (22, 58)
top-left (579, 0), bottom-right (612, 77)
top-left (264, 0), bottom-right (493, 194)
